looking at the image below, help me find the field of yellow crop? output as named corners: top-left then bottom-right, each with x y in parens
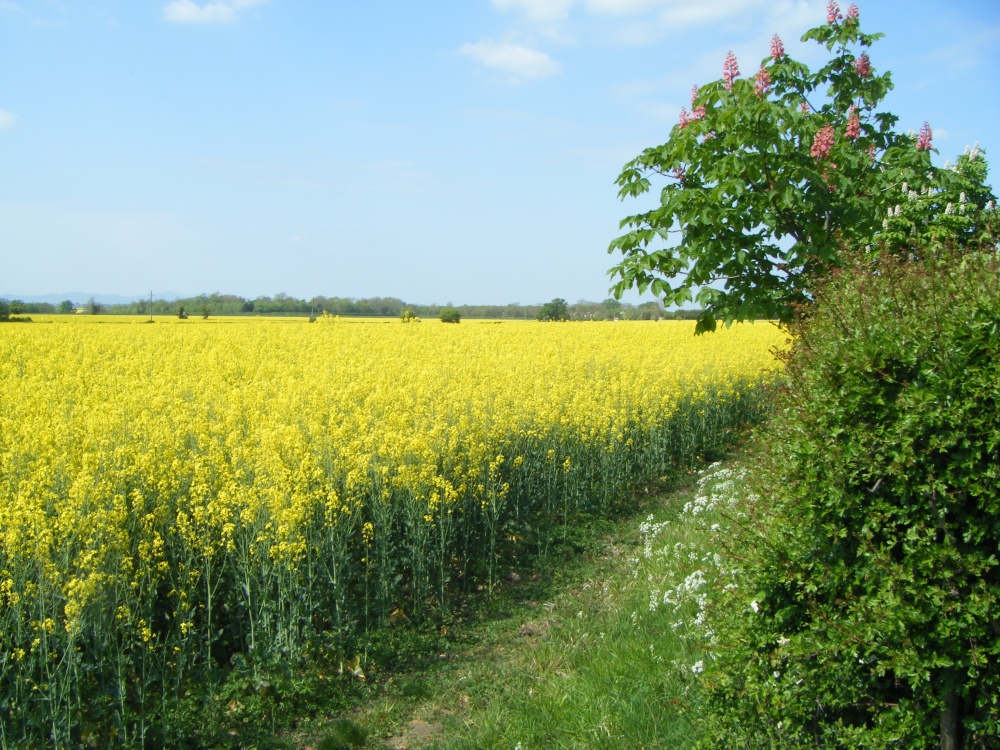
top-left (0, 317), bottom-right (784, 747)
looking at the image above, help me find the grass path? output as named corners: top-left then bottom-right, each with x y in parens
top-left (299, 465), bottom-right (715, 750)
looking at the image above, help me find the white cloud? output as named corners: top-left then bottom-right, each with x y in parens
top-left (493, 0), bottom-right (666, 21)
top-left (921, 26), bottom-right (1000, 74)
top-left (492, 0), bottom-right (825, 47)
top-left (641, 101), bottom-right (684, 123)
top-left (459, 40), bottom-right (563, 79)
top-left (496, 0), bottom-right (786, 23)
top-left (0, 1), bottom-right (23, 12)
top-left (0, 109), bottom-right (19, 129)
top-left (585, 0), bottom-right (672, 16)
top-left (162, 0), bottom-right (268, 25)
top-left (656, 0), bottom-right (770, 26)
top-left (492, 0), bottom-right (576, 22)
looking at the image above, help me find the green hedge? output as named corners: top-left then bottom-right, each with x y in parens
top-left (698, 249), bottom-right (1000, 748)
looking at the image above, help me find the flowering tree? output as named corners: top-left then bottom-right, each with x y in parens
top-left (609, 1), bottom-right (997, 332)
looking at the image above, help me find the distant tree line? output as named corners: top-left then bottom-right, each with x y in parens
top-left (0, 299), bottom-right (56, 316)
top-left (1, 294), bottom-right (704, 321)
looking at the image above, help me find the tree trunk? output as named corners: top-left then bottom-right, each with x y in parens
top-left (940, 670), bottom-right (962, 750)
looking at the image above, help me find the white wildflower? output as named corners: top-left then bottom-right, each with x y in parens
top-left (691, 660), bottom-right (704, 674)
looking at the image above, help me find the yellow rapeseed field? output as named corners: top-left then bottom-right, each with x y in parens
top-left (0, 316), bottom-right (784, 746)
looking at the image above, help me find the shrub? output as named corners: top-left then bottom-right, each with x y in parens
top-left (439, 307), bottom-right (461, 323)
top-left (697, 248), bottom-right (1000, 748)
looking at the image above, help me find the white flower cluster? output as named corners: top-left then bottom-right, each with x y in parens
top-left (638, 461), bottom-right (754, 649)
top-left (639, 514), bottom-right (672, 559)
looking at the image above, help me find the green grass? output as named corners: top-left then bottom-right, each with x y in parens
top-left (294, 463), bottom-right (724, 750)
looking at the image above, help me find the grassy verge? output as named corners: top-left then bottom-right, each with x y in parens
top-left (295, 460), bottom-right (727, 750)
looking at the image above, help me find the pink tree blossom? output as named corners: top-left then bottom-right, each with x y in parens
top-left (722, 51), bottom-right (739, 91)
top-left (846, 4), bottom-right (859, 20)
top-left (845, 106), bottom-right (861, 140)
top-left (770, 34), bottom-right (785, 60)
top-left (683, 86), bottom-right (706, 126)
top-left (811, 124), bottom-right (836, 158)
top-left (916, 121), bottom-right (933, 151)
top-left (754, 65), bottom-right (772, 98)
top-left (827, 1), bottom-right (842, 24)
top-left (854, 52), bottom-right (871, 78)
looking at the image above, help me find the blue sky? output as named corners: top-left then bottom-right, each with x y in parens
top-left (2, 0), bottom-right (998, 305)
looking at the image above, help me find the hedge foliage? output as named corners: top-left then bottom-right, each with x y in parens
top-left (698, 249), bottom-right (1000, 748)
